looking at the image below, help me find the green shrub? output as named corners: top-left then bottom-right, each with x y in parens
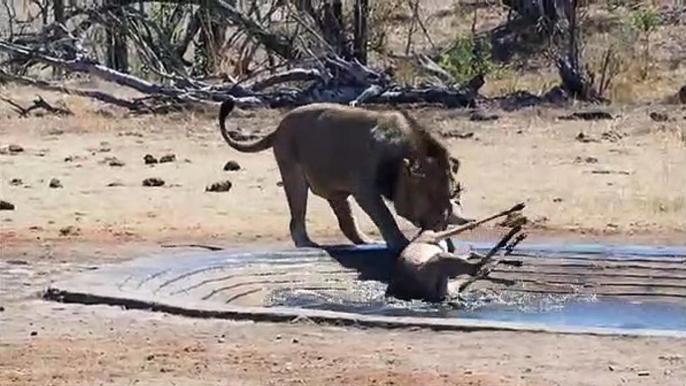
top-left (438, 37), bottom-right (500, 83)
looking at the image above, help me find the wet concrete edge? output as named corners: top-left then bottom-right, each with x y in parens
top-left (42, 285), bottom-right (686, 339)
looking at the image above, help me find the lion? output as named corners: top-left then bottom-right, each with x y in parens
top-left (218, 98), bottom-right (473, 253)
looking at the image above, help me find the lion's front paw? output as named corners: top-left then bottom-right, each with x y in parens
top-left (294, 240), bottom-right (321, 249)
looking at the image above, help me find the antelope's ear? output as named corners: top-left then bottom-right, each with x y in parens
top-left (402, 157), bottom-right (425, 178)
top-left (402, 158), bottom-right (411, 169)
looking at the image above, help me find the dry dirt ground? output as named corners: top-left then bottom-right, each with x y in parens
top-left (1, 90), bottom-right (686, 385)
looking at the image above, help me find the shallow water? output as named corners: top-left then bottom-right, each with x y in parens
top-left (265, 241), bottom-right (686, 332)
top-left (269, 288), bottom-right (686, 331)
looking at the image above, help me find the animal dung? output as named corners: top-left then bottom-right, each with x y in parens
top-left (142, 178), bottom-right (165, 187)
top-left (159, 154), bottom-right (176, 163)
top-left (223, 160), bottom-right (241, 171)
top-left (7, 144), bottom-right (24, 154)
top-left (0, 200), bottom-right (15, 210)
top-left (143, 154), bottom-right (158, 164)
top-left (206, 180), bottom-right (233, 193)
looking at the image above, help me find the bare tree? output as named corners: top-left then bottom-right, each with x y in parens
top-left (353, 0), bottom-right (368, 64)
top-left (105, 0), bottom-right (129, 73)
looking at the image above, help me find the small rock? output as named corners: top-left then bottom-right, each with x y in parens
top-left (649, 111), bottom-right (669, 122)
top-left (30, 331), bottom-right (37, 336)
top-left (49, 178), bottom-right (63, 188)
top-left (206, 180), bottom-right (232, 192)
top-left (275, 334), bottom-right (282, 341)
top-left (59, 226), bottom-right (79, 236)
top-left (108, 158), bottom-right (125, 167)
top-left (159, 154), bottom-right (176, 163)
top-left (0, 306), bottom-right (4, 312)
top-left (608, 365), bottom-right (614, 371)
top-left (9, 178), bottom-right (22, 186)
top-left (637, 371), bottom-right (650, 377)
top-left (142, 178), bottom-right (165, 187)
top-left (291, 338), bottom-right (299, 344)
top-left (574, 156), bottom-right (598, 164)
top-left (276, 181), bottom-right (284, 187)
top-left (144, 154), bottom-right (158, 165)
top-left (678, 85), bottom-right (686, 104)
top-left (553, 198), bottom-right (563, 203)
top-left (98, 142), bottom-right (111, 152)
top-left (8, 144), bottom-right (24, 153)
top-left (47, 128), bottom-right (64, 136)
top-left (107, 181), bottom-right (124, 187)
top-left (575, 132), bottom-right (598, 143)
top-left (223, 160), bottom-right (241, 171)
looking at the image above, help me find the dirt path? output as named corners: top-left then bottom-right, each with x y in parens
top-left (1, 94), bottom-right (685, 385)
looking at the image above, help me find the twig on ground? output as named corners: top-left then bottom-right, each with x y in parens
top-left (0, 94), bottom-right (72, 116)
top-left (159, 243), bottom-right (225, 251)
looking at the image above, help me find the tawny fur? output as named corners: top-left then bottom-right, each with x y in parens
top-left (387, 230), bottom-right (486, 302)
top-left (218, 99), bottom-right (471, 253)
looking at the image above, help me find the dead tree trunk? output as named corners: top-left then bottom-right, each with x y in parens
top-left (353, 0), bottom-right (368, 64)
top-left (105, 0), bottom-right (129, 73)
top-left (197, 15), bottom-right (224, 75)
top-left (322, 0), bottom-right (350, 59)
top-left (53, 0), bottom-right (65, 78)
top-left (53, 0), bottom-right (64, 24)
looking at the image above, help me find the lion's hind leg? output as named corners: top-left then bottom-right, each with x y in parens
top-left (274, 150), bottom-right (317, 248)
top-left (328, 196), bottom-right (374, 245)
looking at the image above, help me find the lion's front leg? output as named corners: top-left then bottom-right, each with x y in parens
top-left (328, 197), bottom-right (374, 245)
top-left (352, 190), bottom-right (409, 253)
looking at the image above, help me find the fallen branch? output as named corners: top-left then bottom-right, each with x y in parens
top-left (0, 68), bottom-right (140, 109)
top-left (247, 68), bottom-right (323, 92)
top-left (0, 94), bottom-right (72, 116)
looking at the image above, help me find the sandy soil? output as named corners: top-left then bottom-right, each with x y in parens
top-left (1, 92), bottom-right (685, 385)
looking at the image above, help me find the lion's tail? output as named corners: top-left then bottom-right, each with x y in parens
top-left (218, 98), bottom-right (275, 153)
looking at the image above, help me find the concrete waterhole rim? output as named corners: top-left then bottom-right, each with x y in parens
top-left (42, 241), bottom-right (686, 338)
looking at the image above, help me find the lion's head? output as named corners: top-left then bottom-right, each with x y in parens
top-left (393, 155), bottom-right (472, 231)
